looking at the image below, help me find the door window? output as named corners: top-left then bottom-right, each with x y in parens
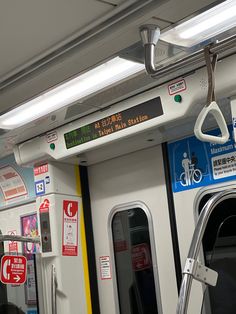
top-left (199, 195), bottom-right (236, 314)
top-left (111, 206), bottom-right (160, 314)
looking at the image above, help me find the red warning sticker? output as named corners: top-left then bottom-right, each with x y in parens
top-left (39, 199), bottom-right (50, 213)
top-left (62, 200), bottom-right (79, 256)
top-left (0, 255), bottom-right (27, 285)
top-left (34, 164), bottom-right (48, 176)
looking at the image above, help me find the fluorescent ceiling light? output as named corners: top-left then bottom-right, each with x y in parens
top-left (0, 57), bottom-right (144, 129)
top-left (160, 0), bottom-right (236, 47)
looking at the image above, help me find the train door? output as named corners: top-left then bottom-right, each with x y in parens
top-left (196, 185), bottom-right (236, 314)
top-left (176, 184), bottom-right (236, 314)
top-left (168, 123), bottom-right (236, 313)
top-left (88, 145), bottom-right (178, 314)
top-left (0, 201), bottom-right (43, 314)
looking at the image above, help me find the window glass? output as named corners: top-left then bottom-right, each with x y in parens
top-left (112, 207), bottom-right (158, 314)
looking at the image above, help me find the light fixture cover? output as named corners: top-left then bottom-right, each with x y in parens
top-left (0, 57), bottom-right (144, 129)
top-left (160, 0), bottom-right (236, 47)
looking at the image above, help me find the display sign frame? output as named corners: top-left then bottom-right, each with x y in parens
top-left (64, 97), bottom-right (163, 149)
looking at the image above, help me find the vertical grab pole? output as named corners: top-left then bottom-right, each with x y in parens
top-left (51, 264), bottom-right (57, 314)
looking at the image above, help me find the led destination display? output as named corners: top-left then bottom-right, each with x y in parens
top-left (64, 97), bottom-right (163, 149)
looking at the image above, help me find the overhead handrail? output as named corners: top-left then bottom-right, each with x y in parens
top-left (177, 189), bottom-right (236, 314)
top-left (140, 27), bottom-right (229, 144)
top-left (194, 47), bottom-right (229, 144)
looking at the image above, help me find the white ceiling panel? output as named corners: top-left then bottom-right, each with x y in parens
top-left (0, 0), bottom-right (113, 78)
top-left (154, 0), bottom-right (221, 23)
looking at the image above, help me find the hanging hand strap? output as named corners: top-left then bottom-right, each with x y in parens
top-left (205, 47), bottom-right (217, 106)
top-left (194, 47), bottom-right (229, 144)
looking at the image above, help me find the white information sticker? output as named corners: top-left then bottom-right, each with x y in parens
top-left (0, 166), bottom-right (27, 201)
top-left (212, 151), bottom-right (236, 179)
top-left (46, 131), bottom-right (58, 143)
top-left (99, 256), bottom-right (111, 280)
top-left (168, 79), bottom-right (186, 95)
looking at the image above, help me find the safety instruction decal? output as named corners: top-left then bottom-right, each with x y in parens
top-left (62, 200), bottom-right (79, 256)
top-left (168, 124), bottom-right (236, 192)
top-left (99, 256), bottom-right (111, 280)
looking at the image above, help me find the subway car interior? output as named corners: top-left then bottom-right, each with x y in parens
top-left (1, 0), bottom-right (236, 313)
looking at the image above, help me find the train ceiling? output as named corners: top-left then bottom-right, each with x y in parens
top-left (0, 0), bottom-right (224, 157)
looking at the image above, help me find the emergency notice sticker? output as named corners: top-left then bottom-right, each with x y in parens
top-left (0, 166), bottom-right (27, 201)
top-left (99, 256), bottom-right (111, 280)
top-left (0, 255), bottom-right (27, 285)
top-left (168, 79), bottom-right (186, 95)
top-left (62, 200), bottom-right (79, 256)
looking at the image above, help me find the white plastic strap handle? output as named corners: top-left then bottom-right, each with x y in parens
top-left (194, 47), bottom-right (229, 144)
top-left (194, 101), bottom-right (229, 144)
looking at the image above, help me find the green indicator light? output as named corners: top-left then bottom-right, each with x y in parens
top-left (174, 94), bottom-right (182, 103)
top-left (50, 143), bottom-right (55, 150)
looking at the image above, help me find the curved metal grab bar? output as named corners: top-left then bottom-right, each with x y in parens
top-left (177, 189), bottom-right (236, 314)
top-left (139, 24), bottom-right (160, 75)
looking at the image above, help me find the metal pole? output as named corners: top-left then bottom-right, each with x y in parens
top-left (51, 264), bottom-right (58, 314)
top-left (140, 24), bottom-right (236, 77)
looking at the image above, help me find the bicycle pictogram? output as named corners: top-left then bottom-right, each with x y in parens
top-left (180, 152), bottom-right (203, 186)
top-left (180, 164), bottom-right (202, 186)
